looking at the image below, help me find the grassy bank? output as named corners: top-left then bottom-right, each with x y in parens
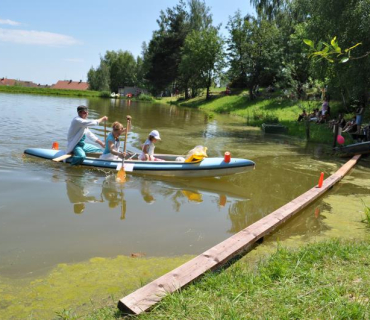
top-left (0, 86), bottom-right (160, 102)
top-left (0, 85), bottom-right (102, 97)
top-left (76, 239), bottom-right (370, 319)
top-left (59, 199), bottom-right (370, 319)
top-left (173, 90), bottom-right (349, 144)
top-left (139, 239), bottom-right (370, 320)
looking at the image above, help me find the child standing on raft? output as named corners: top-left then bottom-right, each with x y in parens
top-left (139, 130), bottom-right (162, 161)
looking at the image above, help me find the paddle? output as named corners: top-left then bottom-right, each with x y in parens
top-left (117, 117), bottom-right (131, 182)
top-left (52, 153), bottom-right (72, 162)
top-left (104, 120), bottom-right (107, 143)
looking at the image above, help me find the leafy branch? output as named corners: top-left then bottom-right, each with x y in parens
top-left (303, 37), bottom-right (368, 63)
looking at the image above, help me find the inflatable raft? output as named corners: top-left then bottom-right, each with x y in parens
top-left (24, 148), bottom-right (255, 178)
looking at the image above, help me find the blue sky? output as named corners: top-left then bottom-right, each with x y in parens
top-left (0, 0), bottom-right (254, 85)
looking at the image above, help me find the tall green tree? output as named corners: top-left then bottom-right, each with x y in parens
top-left (226, 13), bottom-right (282, 99)
top-left (295, 0), bottom-right (370, 105)
top-left (144, 0), bottom-right (216, 96)
top-left (110, 51), bottom-right (137, 92)
top-left (87, 58), bottom-right (110, 91)
top-left (188, 0), bottom-right (212, 30)
top-left (180, 27), bottom-right (224, 99)
top-left (87, 50), bottom-right (143, 93)
top-left (144, 1), bottom-right (189, 95)
top-left (250, 0), bottom-right (288, 19)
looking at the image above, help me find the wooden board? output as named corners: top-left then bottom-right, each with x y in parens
top-left (117, 154), bottom-right (361, 315)
top-left (52, 154), bottom-right (72, 162)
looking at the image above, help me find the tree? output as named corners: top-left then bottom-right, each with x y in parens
top-left (250, 0), bottom-right (288, 20)
top-left (144, 1), bottom-right (189, 95)
top-left (296, 0), bottom-right (370, 105)
top-left (110, 51), bottom-right (136, 93)
top-left (144, 0), bottom-right (217, 96)
top-left (226, 13), bottom-right (282, 99)
top-left (180, 27), bottom-right (224, 99)
top-left (188, 0), bottom-right (212, 30)
top-left (87, 50), bottom-right (143, 93)
top-left (87, 58), bottom-right (110, 91)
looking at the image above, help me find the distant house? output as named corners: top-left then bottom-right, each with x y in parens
top-left (118, 86), bottom-right (148, 97)
top-left (21, 81), bottom-right (38, 88)
top-left (0, 78), bottom-right (16, 86)
top-left (52, 80), bottom-right (89, 91)
top-left (0, 78), bottom-right (37, 87)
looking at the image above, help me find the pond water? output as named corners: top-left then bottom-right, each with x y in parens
top-left (1, 93), bottom-right (369, 318)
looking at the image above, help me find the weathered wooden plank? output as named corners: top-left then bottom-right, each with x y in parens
top-left (52, 153), bottom-right (72, 162)
top-left (118, 154), bottom-right (361, 315)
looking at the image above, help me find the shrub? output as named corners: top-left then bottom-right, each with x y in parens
top-left (99, 91), bottom-right (111, 98)
top-left (137, 93), bottom-right (154, 102)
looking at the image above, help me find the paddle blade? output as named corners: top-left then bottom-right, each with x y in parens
top-left (116, 167), bottom-right (126, 182)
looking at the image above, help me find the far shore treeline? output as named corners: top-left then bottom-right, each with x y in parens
top-left (87, 0), bottom-right (370, 107)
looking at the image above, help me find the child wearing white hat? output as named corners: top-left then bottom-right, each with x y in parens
top-left (139, 130), bottom-right (162, 161)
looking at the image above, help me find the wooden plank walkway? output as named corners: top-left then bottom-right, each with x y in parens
top-left (118, 154), bottom-right (361, 315)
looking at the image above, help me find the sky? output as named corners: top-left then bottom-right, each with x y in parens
top-left (0, 0), bottom-right (255, 85)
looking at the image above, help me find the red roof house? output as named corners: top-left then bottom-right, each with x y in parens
top-left (52, 80), bottom-right (89, 90)
top-left (0, 78), bottom-right (17, 86)
top-left (0, 78), bottom-right (38, 87)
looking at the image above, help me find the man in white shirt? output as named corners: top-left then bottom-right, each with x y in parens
top-left (67, 105), bottom-right (108, 165)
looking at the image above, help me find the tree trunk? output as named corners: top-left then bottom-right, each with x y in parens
top-left (249, 87), bottom-right (254, 100)
top-left (332, 124), bottom-right (339, 148)
top-left (206, 74), bottom-right (212, 100)
top-left (191, 88), bottom-right (197, 98)
top-left (184, 86), bottom-right (189, 100)
top-left (304, 116), bottom-right (310, 140)
top-left (340, 89), bottom-right (347, 111)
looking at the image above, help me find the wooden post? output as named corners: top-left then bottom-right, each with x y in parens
top-left (118, 155), bottom-right (362, 315)
top-left (304, 116), bottom-right (310, 140)
top-left (333, 123), bottom-right (339, 148)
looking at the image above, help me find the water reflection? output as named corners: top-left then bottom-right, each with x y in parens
top-left (62, 171), bottom-right (251, 228)
top-left (140, 179), bottom-right (156, 204)
top-left (66, 176), bottom-right (103, 214)
top-left (101, 177), bottom-right (127, 219)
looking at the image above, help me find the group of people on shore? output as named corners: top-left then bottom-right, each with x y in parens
top-left (67, 105), bottom-right (161, 165)
top-left (297, 98), bottom-right (368, 140)
top-left (297, 97), bottom-right (331, 124)
top-left (327, 103), bottom-right (366, 136)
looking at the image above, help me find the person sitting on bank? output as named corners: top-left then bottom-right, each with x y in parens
top-left (321, 97), bottom-right (329, 115)
top-left (309, 108), bottom-right (320, 122)
top-left (100, 118), bottom-right (131, 160)
top-left (316, 97), bottom-right (330, 123)
top-left (355, 102), bottom-right (365, 134)
top-left (342, 117), bottom-right (358, 133)
top-left (297, 109), bottom-right (307, 122)
top-left (329, 113), bottom-right (346, 135)
top-left (67, 105), bottom-right (108, 165)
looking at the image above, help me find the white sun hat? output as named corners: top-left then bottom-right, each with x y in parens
top-left (149, 130), bottom-right (161, 140)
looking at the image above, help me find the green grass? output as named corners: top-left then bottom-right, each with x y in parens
top-left (137, 239), bottom-right (370, 320)
top-left (175, 89), bottom-right (347, 144)
top-left (136, 93), bottom-right (155, 102)
top-left (0, 85), bottom-right (159, 102)
top-left (71, 239), bottom-right (370, 320)
top-left (0, 85), bottom-right (102, 97)
top-left (362, 201), bottom-right (370, 227)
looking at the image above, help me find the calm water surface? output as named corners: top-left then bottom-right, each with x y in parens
top-left (1, 93), bottom-right (370, 317)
